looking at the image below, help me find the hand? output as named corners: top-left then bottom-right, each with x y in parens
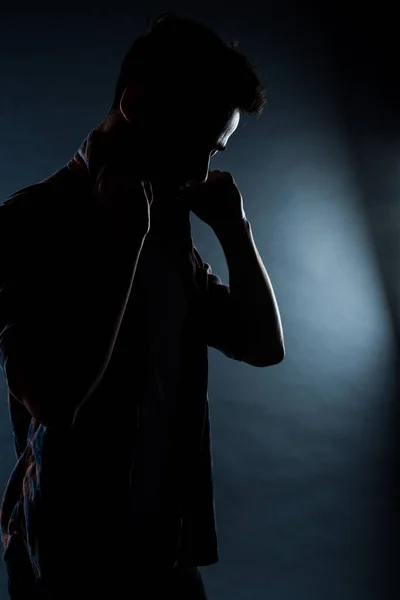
top-left (182, 170), bottom-right (246, 232)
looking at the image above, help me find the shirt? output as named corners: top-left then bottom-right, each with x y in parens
top-left (0, 129), bottom-right (245, 594)
top-left (128, 172), bottom-right (195, 565)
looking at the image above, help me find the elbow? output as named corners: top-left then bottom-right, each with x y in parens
top-left (23, 398), bottom-right (74, 429)
top-left (5, 361), bottom-right (74, 429)
top-left (14, 389), bottom-right (74, 429)
top-left (272, 344), bottom-right (285, 364)
top-left (243, 344), bottom-right (285, 368)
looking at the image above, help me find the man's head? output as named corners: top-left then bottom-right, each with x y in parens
top-left (106, 13), bottom-right (265, 189)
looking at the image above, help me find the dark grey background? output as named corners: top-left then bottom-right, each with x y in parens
top-left (0, 2), bottom-right (398, 598)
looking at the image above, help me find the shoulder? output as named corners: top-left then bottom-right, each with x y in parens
top-left (0, 175), bottom-right (61, 226)
top-left (0, 181), bottom-right (57, 264)
top-left (0, 167), bottom-right (91, 244)
top-left (1, 166), bottom-right (90, 218)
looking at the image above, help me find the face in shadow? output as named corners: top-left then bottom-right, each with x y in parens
top-left (117, 82), bottom-right (240, 193)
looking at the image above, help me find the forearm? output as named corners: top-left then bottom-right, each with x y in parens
top-left (69, 225), bottom-right (148, 425)
top-left (214, 217), bottom-right (284, 360)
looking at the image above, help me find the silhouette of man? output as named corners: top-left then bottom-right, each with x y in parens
top-left (0, 13), bottom-right (284, 600)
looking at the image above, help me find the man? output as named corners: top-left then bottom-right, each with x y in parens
top-left (0, 13), bottom-right (284, 600)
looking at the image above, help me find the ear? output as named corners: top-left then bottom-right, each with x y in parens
top-left (119, 83), bottom-right (146, 123)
